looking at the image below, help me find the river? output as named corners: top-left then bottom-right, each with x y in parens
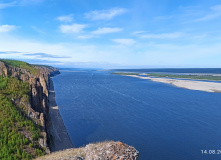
top-left (53, 68), bottom-right (221, 160)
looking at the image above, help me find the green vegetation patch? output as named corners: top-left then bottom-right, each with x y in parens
top-left (0, 76), bottom-right (8, 89)
top-left (111, 72), bottom-right (139, 75)
top-left (0, 60), bottom-right (39, 76)
top-left (147, 73), bottom-right (221, 81)
top-left (112, 72), bottom-right (221, 81)
top-left (0, 77), bottom-right (45, 159)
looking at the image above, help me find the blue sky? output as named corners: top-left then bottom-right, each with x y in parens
top-left (0, 0), bottom-right (221, 68)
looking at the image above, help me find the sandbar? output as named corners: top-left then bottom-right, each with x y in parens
top-left (125, 75), bottom-right (221, 93)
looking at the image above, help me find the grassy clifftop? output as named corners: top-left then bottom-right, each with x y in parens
top-left (0, 60), bottom-right (40, 76)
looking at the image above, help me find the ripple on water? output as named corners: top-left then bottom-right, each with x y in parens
top-left (53, 69), bottom-right (221, 160)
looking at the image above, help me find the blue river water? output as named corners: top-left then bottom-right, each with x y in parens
top-left (53, 68), bottom-right (221, 160)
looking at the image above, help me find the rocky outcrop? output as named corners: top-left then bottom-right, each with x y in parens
top-left (0, 61), bottom-right (8, 76)
top-left (35, 141), bottom-right (139, 160)
top-left (0, 60), bottom-right (60, 153)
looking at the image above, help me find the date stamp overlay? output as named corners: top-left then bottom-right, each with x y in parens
top-left (201, 150), bottom-right (221, 155)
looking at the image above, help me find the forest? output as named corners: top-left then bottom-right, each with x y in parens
top-left (0, 75), bottom-right (45, 160)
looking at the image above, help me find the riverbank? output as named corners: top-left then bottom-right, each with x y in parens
top-left (48, 77), bottom-right (73, 151)
top-left (125, 75), bottom-right (221, 93)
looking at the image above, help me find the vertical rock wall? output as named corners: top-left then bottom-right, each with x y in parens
top-left (0, 61), bottom-right (60, 153)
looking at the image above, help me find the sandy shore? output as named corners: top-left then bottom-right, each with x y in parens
top-left (48, 78), bottom-right (73, 152)
top-left (125, 75), bottom-right (221, 93)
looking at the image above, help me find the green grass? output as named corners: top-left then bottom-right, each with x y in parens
top-left (111, 72), bottom-right (139, 75)
top-left (0, 60), bottom-right (39, 76)
top-left (34, 64), bottom-right (53, 69)
top-left (147, 73), bottom-right (221, 81)
top-left (112, 72), bottom-right (221, 81)
top-left (0, 77), bottom-right (45, 159)
top-left (0, 76), bottom-right (8, 89)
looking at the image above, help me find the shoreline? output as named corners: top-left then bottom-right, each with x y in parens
top-left (48, 77), bottom-right (73, 152)
top-left (125, 75), bottom-right (221, 93)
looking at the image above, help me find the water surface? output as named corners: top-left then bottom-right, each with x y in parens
top-left (53, 69), bottom-right (221, 160)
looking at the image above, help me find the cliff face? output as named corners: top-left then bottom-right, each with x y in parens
top-left (0, 61), bottom-right (60, 153)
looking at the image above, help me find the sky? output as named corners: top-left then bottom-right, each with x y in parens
top-left (0, 0), bottom-right (221, 68)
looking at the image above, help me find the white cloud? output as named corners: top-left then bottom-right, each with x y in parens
top-left (139, 32), bottom-right (184, 39)
top-left (211, 4), bottom-right (221, 11)
top-left (1, 34), bottom-right (221, 68)
top-left (19, 0), bottom-right (44, 5)
top-left (194, 4), bottom-right (221, 22)
top-left (76, 27), bottom-right (123, 39)
top-left (92, 27), bottom-right (122, 34)
top-left (77, 35), bottom-right (95, 39)
top-left (0, 25), bottom-right (17, 33)
top-left (154, 15), bottom-right (174, 20)
top-left (59, 24), bottom-right (87, 34)
top-left (0, 1), bottom-right (16, 9)
top-left (0, 0), bottom-right (43, 9)
top-left (0, 36), bottom-right (71, 60)
top-left (132, 31), bottom-right (146, 35)
top-left (32, 26), bottom-right (45, 34)
top-left (85, 8), bottom-right (127, 20)
top-left (57, 14), bottom-right (74, 22)
top-left (112, 39), bottom-right (136, 45)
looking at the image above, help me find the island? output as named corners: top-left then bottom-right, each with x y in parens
top-left (113, 72), bottom-right (221, 93)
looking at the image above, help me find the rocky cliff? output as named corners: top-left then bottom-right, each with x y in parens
top-left (36, 141), bottom-right (139, 160)
top-left (0, 60), bottom-right (60, 153)
top-left (0, 60), bottom-right (139, 159)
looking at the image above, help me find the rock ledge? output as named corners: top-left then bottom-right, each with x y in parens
top-left (35, 141), bottom-right (139, 160)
